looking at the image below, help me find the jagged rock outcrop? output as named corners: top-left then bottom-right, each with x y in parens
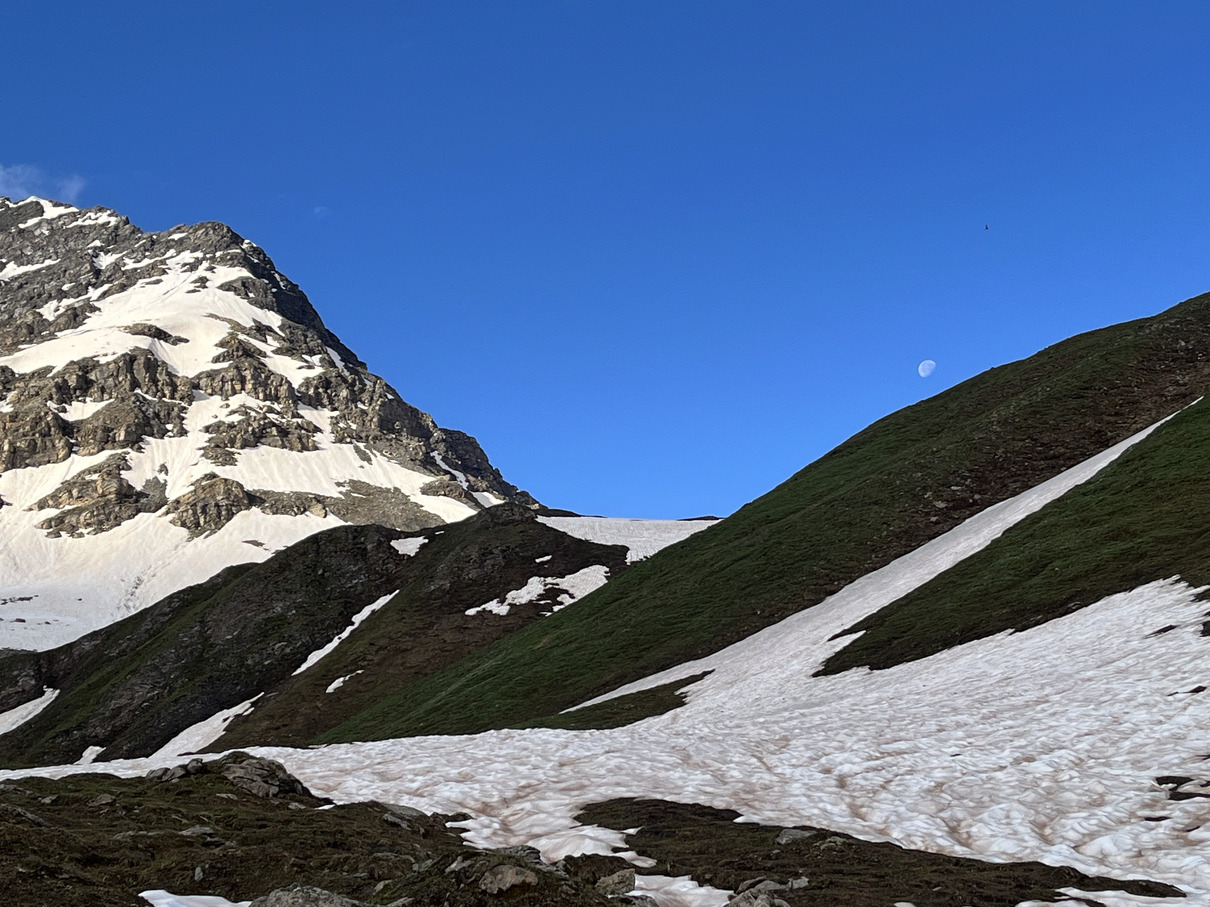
top-left (165, 474), bottom-right (257, 534)
top-left (32, 454), bottom-right (164, 537)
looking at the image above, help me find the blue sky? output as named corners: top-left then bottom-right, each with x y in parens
top-left (4, 2), bottom-right (1210, 517)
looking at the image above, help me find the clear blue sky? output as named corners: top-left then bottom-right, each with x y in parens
top-left (4, 2), bottom-right (1210, 517)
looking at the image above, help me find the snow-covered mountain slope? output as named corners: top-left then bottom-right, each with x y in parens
top-left (0, 196), bottom-right (534, 649)
top-left (7, 412), bottom-right (1209, 905)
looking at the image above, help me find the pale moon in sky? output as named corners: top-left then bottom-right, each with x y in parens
top-left (918, 359), bottom-right (936, 378)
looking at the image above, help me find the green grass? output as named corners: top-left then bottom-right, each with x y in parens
top-left (513, 672), bottom-right (711, 731)
top-left (317, 292), bottom-right (1210, 740)
top-left (821, 394), bottom-right (1210, 674)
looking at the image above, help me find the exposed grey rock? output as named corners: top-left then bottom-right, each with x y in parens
top-left (728, 891), bottom-right (789, 907)
top-left (321, 480), bottom-right (445, 532)
top-left (419, 477), bottom-right (483, 509)
top-left (773, 828), bottom-right (816, 846)
top-left (735, 878), bottom-right (786, 894)
top-left (595, 868), bottom-right (636, 896)
top-left (33, 453), bottom-right (162, 537)
top-left (0, 803), bottom-right (50, 827)
top-left (211, 752), bottom-right (312, 799)
top-left (165, 474), bottom-right (257, 534)
top-left (478, 863), bottom-right (539, 893)
top-left (202, 404), bottom-right (319, 463)
top-left (124, 322), bottom-right (187, 344)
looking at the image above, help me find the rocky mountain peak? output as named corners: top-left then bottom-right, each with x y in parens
top-left (0, 197), bottom-right (535, 649)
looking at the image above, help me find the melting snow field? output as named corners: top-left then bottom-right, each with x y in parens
top-left (7, 416), bottom-right (1210, 906)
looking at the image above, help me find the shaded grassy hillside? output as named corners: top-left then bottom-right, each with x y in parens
top-left (821, 394), bottom-right (1210, 674)
top-left (0, 525), bottom-right (405, 766)
top-left (0, 505), bottom-right (627, 767)
top-left (321, 291), bottom-right (1210, 740)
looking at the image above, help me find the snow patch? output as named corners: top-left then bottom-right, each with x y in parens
top-left (76, 745), bottom-right (105, 765)
top-left (466, 566), bottom-right (610, 616)
top-left (432, 451), bottom-right (468, 489)
top-left (292, 591), bottom-right (398, 676)
top-left (140, 892), bottom-right (250, 907)
top-left (0, 257), bottom-right (59, 280)
top-left (325, 345), bottom-right (349, 376)
top-left (326, 671), bottom-right (363, 693)
top-left (0, 688), bottom-right (58, 736)
top-left (390, 537), bottom-right (428, 557)
top-left (150, 695), bottom-right (262, 761)
top-left (3, 409), bottom-right (1199, 904)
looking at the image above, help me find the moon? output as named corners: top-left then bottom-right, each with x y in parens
top-left (918, 359), bottom-right (936, 378)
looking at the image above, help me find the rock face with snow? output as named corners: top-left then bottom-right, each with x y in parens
top-left (0, 196), bottom-right (534, 649)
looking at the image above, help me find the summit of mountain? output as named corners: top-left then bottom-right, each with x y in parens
top-left (0, 196), bottom-right (535, 649)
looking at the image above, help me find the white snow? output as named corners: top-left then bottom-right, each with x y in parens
top-left (76, 745), bottom-right (105, 765)
top-left (69, 209), bottom-right (121, 228)
top-left (150, 695), bottom-right (262, 761)
top-left (0, 687), bottom-right (58, 737)
top-left (54, 398), bottom-right (112, 421)
top-left (140, 892), bottom-right (249, 907)
top-left (539, 516), bottom-right (715, 562)
top-left (432, 451), bottom-right (469, 488)
top-left (465, 566), bottom-right (609, 616)
top-left (324, 345), bottom-right (349, 376)
top-left (16, 197), bottom-right (77, 227)
top-left (390, 536), bottom-right (428, 557)
top-left (326, 671), bottom-right (363, 693)
top-left (0, 261), bottom-right (481, 651)
top-left (545, 564), bottom-right (610, 613)
top-left (0, 257), bottom-right (59, 280)
top-left (0, 488), bottom-right (346, 650)
top-left (0, 256), bottom-right (284, 379)
top-left (292, 591), bottom-right (398, 676)
top-left (634, 875), bottom-right (729, 907)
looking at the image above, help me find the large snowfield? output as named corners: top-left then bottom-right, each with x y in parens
top-left (4, 413), bottom-right (1209, 906)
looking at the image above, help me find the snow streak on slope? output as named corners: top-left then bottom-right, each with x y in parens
top-left (8, 413), bottom-right (1206, 905)
top-left (0, 688), bottom-right (57, 736)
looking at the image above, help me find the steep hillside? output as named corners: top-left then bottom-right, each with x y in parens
top-left (303, 290), bottom-right (1210, 737)
top-left (821, 392), bottom-right (1210, 674)
top-left (0, 505), bottom-right (627, 767)
top-left (0, 196), bottom-right (533, 650)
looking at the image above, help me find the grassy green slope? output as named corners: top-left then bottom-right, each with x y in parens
top-left (321, 293), bottom-right (1210, 741)
top-left (821, 394), bottom-right (1210, 673)
top-left (213, 512), bottom-right (628, 749)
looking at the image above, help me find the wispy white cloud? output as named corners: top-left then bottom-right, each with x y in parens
top-left (0, 163), bottom-right (86, 204)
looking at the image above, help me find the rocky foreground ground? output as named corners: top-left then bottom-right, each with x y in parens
top-left (0, 754), bottom-right (1179, 907)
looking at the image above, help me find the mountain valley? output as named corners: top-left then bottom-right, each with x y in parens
top-left (3, 197), bottom-right (1210, 907)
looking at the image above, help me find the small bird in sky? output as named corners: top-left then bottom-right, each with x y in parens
top-left (985, 224), bottom-right (989, 230)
